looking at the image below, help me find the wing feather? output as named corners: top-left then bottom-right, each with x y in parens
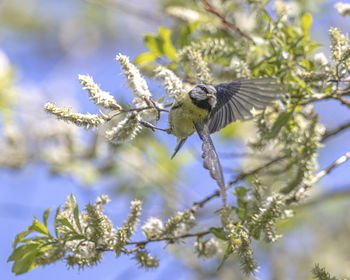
top-left (233, 92), bottom-right (265, 109)
top-left (236, 90), bottom-right (275, 104)
top-left (171, 138), bottom-right (187, 159)
top-left (231, 95), bottom-right (252, 116)
top-left (194, 121), bottom-right (226, 205)
top-left (209, 78), bottom-right (282, 133)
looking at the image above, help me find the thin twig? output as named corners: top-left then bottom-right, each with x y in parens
top-left (336, 96), bottom-right (350, 107)
top-left (201, 0), bottom-right (252, 40)
top-left (322, 120), bottom-right (350, 141)
top-left (191, 190), bottom-right (220, 211)
top-left (228, 155), bottom-right (286, 186)
top-left (219, 152), bottom-right (251, 158)
top-left (297, 187), bottom-right (350, 208)
top-left (125, 230), bottom-right (211, 246)
top-left (302, 90), bottom-right (350, 105)
top-left (218, 151), bottom-right (278, 160)
top-left (257, 162), bottom-right (294, 176)
top-left (307, 152), bottom-right (350, 186)
top-left (286, 151), bottom-right (350, 204)
top-left (96, 230), bottom-right (211, 252)
top-left (106, 105), bottom-right (171, 121)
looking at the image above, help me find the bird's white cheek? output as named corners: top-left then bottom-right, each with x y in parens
top-left (209, 98), bottom-right (217, 108)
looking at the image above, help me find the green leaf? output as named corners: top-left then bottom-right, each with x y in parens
top-left (65, 233), bottom-right (85, 241)
top-left (54, 206), bottom-right (61, 238)
top-left (268, 111), bottom-right (293, 139)
top-left (12, 229), bottom-right (34, 249)
top-left (8, 243), bottom-right (41, 275)
top-left (288, 35), bottom-right (304, 51)
top-left (158, 95), bottom-right (165, 103)
top-left (301, 59), bottom-right (312, 71)
top-left (158, 26), bottom-right (177, 61)
top-left (263, 10), bottom-right (271, 23)
top-left (8, 243), bottom-right (38, 262)
top-left (178, 21), bottom-right (200, 46)
top-left (306, 42), bottom-right (322, 54)
top-left (135, 25), bottom-right (178, 65)
top-left (144, 34), bottom-right (162, 56)
top-left (234, 187), bottom-right (248, 220)
top-left (217, 243), bottom-right (233, 271)
top-left (73, 201), bottom-right (82, 233)
top-left (56, 216), bottom-right (76, 233)
top-left (301, 13), bottom-right (312, 37)
top-left (235, 187), bottom-right (248, 197)
top-left (210, 227), bottom-right (228, 241)
top-left (30, 217), bottom-right (50, 236)
top-left (325, 83), bottom-right (334, 94)
top-left (43, 208), bottom-right (51, 228)
top-left (134, 52), bottom-right (159, 65)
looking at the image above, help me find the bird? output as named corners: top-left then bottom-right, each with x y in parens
top-left (167, 78), bottom-right (282, 205)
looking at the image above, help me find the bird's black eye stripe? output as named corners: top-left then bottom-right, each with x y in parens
top-left (198, 85), bottom-right (209, 93)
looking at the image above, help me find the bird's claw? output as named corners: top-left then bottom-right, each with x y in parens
top-left (139, 120), bottom-right (170, 133)
top-left (144, 97), bottom-right (164, 122)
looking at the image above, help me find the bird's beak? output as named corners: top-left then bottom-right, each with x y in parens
top-left (206, 93), bottom-right (215, 98)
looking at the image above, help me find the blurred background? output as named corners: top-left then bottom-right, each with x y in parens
top-left (1, 0), bottom-right (350, 279)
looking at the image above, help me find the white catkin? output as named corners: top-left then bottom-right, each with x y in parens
top-left (116, 53), bottom-right (152, 108)
top-left (105, 113), bottom-right (142, 144)
top-left (166, 6), bottom-right (200, 22)
top-left (335, 2), bottom-right (350, 17)
top-left (44, 102), bottom-right (104, 129)
top-left (142, 217), bottom-right (164, 238)
top-left (329, 27), bottom-right (349, 62)
top-left (78, 74), bottom-right (121, 110)
top-left (154, 66), bottom-right (185, 101)
top-left (313, 53), bottom-right (329, 67)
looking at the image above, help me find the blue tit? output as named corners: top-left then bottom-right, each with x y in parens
top-left (168, 78), bottom-right (282, 204)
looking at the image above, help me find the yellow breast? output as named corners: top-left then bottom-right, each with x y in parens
top-left (168, 94), bottom-right (209, 138)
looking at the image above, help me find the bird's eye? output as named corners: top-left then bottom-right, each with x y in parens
top-left (198, 85), bottom-right (209, 94)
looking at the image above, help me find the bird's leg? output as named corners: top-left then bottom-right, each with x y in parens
top-left (144, 97), bottom-right (165, 121)
top-left (140, 120), bottom-right (171, 134)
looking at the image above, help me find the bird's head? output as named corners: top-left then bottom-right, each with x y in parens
top-left (188, 84), bottom-right (217, 111)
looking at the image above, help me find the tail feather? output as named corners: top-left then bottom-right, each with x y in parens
top-left (171, 138), bottom-right (187, 159)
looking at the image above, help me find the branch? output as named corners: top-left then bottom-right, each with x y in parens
top-left (191, 190), bottom-right (220, 211)
top-left (105, 104), bottom-right (171, 121)
top-left (219, 151), bottom-right (278, 160)
top-left (335, 95), bottom-right (350, 108)
top-left (228, 155), bottom-right (286, 187)
top-left (307, 152), bottom-right (350, 186)
top-left (298, 187), bottom-right (350, 208)
top-left (322, 120), bottom-right (350, 141)
top-left (302, 90), bottom-right (350, 105)
top-left (201, 0), bottom-right (252, 40)
top-left (286, 151), bottom-right (350, 204)
top-left (125, 230), bottom-right (211, 247)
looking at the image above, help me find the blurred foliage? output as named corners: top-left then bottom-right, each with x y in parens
top-left (0, 52), bottom-right (17, 122)
top-left (3, 0), bottom-right (350, 279)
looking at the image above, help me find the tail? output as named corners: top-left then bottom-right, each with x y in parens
top-left (171, 138), bottom-right (187, 159)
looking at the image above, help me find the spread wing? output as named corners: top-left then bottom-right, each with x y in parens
top-left (209, 78), bottom-right (282, 134)
top-left (194, 121), bottom-right (226, 205)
